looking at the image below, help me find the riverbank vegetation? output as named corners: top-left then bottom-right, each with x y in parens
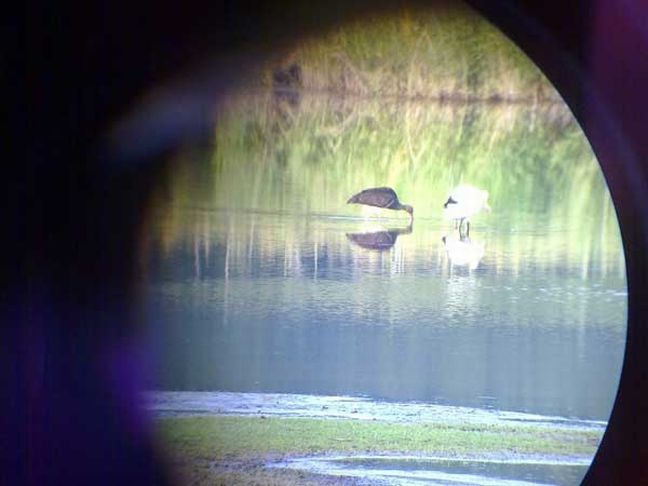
top-left (256, 3), bottom-right (558, 103)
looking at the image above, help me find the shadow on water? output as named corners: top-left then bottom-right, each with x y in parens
top-left (272, 455), bottom-right (590, 486)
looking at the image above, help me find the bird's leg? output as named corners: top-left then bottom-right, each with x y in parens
top-left (466, 220), bottom-right (470, 237)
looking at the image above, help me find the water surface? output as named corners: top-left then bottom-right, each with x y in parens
top-left (145, 207), bottom-right (625, 420)
top-left (143, 95), bottom-right (625, 431)
top-left (272, 454), bottom-right (591, 486)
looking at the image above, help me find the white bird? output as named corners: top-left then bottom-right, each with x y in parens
top-left (443, 185), bottom-right (490, 236)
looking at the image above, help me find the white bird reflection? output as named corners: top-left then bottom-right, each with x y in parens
top-left (442, 233), bottom-right (485, 270)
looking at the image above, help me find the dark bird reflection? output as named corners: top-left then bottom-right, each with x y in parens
top-left (346, 224), bottom-right (413, 251)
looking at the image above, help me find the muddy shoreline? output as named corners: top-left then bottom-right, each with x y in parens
top-left (153, 392), bottom-right (601, 485)
top-left (148, 391), bottom-right (606, 431)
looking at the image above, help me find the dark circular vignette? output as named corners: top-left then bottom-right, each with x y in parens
top-left (6, 1), bottom-right (647, 485)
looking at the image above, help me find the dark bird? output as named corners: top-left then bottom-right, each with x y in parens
top-left (347, 224), bottom-right (413, 251)
top-left (347, 187), bottom-right (414, 223)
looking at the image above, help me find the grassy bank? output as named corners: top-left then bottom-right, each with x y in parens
top-left (256, 3), bottom-right (556, 102)
top-left (156, 416), bottom-right (602, 485)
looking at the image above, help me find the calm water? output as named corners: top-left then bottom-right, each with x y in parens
top-left (145, 211), bottom-right (624, 420)
top-left (143, 95), bottom-right (626, 422)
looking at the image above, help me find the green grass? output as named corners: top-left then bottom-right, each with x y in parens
top-left (157, 415), bottom-right (601, 459)
top-left (255, 3), bottom-right (553, 101)
top-left (156, 416), bottom-right (602, 484)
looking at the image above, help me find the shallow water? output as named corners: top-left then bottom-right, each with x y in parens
top-left (272, 455), bottom-right (590, 486)
top-left (145, 209), bottom-right (625, 420)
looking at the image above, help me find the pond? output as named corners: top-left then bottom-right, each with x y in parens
top-left (143, 94), bottom-right (626, 423)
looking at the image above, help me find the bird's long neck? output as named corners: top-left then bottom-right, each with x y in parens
top-left (400, 204), bottom-right (414, 223)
